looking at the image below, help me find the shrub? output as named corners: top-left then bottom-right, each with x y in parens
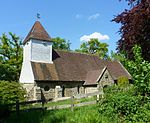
top-left (126, 102), bottom-right (150, 123)
top-left (117, 76), bottom-right (129, 87)
top-left (0, 81), bottom-right (26, 104)
top-left (0, 81), bottom-right (26, 118)
top-left (98, 85), bottom-right (146, 122)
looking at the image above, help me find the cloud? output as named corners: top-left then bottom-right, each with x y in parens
top-left (80, 32), bottom-right (110, 42)
top-left (88, 13), bottom-right (100, 20)
top-left (75, 14), bottom-right (82, 19)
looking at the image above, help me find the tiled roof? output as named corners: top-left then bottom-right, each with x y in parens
top-left (23, 21), bottom-right (52, 44)
top-left (105, 60), bottom-right (132, 80)
top-left (31, 50), bottom-right (132, 85)
top-left (85, 70), bottom-right (102, 85)
top-left (31, 61), bottom-right (58, 81)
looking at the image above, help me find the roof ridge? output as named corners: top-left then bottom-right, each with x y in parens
top-left (54, 49), bottom-right (104, 58)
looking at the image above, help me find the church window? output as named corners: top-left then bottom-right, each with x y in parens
top-left (105, 74), bottom-right (108, 79)
top-left (44, 86), bottom-right (50, 91)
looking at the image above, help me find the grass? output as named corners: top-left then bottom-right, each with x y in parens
top-left (2, 104), bottom-right (116, 123)
top-left (2, 96), bottom-right (110, 123)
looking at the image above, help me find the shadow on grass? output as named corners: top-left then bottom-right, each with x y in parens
top-left (2, 105), bottom-right (100, 123)
top-left (2, 108), bottom-right (68, 123)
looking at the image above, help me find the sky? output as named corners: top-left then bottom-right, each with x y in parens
top-left (0, 0), bottom-right (129, 53)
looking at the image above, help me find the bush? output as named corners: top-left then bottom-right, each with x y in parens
top-left (117, 76), bottom-right (129, 87)
top-left (126, 102), bottom-right (150, 123)
top-left (0, 81), bottom-right (26, 118)
top-left (0, 81), bottom-right (26, 104)
top-left (98, 85), bottom-right (150, 122)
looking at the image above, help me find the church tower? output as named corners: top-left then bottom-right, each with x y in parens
top-left (19, 21), bottom-right (53, 83)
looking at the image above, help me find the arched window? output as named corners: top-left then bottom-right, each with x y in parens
top-left (44, 86), bottom-right (50, 91)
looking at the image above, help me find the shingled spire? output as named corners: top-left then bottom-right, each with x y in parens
top-left (23, 21), bottom-right (52, 45)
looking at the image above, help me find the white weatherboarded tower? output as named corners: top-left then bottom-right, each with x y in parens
top-left (19, 21), bottom-right (53, 98)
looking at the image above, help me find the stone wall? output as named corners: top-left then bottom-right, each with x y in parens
top-left (35, 81), bottom-right (84, 100)
top-left (84, 86), bottom-right (98, 94)
top-left (22, 83), bottom-right (36, 100)
top-left (24, 76), bottom-right (115, 101)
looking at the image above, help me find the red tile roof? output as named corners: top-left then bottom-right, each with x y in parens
top-left (23, 21), bottom-right (52, 44)
top-left (31, 50), bottom-right (132, 85)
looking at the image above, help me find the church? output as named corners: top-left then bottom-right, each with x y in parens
top-left (19, 21), bottom-right (132, 100)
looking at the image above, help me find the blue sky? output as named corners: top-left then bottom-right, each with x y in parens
top-left (0, 0), bottom-right (129, 52)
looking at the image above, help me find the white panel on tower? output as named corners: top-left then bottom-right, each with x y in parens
top-left (31, 39), bottom-right (53, 63)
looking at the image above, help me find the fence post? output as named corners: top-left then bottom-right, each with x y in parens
top-left (16, 100), bottom-right (20, 116)
top-left (42, 98), bottom-right (45, 109)
top-left (71, 95), bottom-right (74, 111)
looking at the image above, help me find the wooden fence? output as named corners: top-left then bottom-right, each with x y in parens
top-left (7, 91), bottom-right (103, 115)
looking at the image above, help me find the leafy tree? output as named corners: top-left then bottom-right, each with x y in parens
top-left (0, 63), bottom-right (17, 81)
top-left (0, 32), bottom-right (23, 81)
top-left (52, 37), bottom-right (71, 51)
top-left (123, 45), bottom-right (150, 96)
top-left (111, 45), bottom-right (150, 96)
top-left (76, 38), bottom-right (109, 59)
top-left (113, 0), bottom-right (150, 61)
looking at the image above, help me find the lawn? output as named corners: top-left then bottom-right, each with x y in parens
top-left (2, 104), bottom-right (114, 123)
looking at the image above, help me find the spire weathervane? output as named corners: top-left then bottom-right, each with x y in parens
top-left (37, 13), bottom-right (41, 20)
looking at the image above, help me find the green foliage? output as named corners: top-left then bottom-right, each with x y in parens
top-left (75, 38), bottom-right (109, 59)
top-left (125, 101), bottom-right (150, 122)
top-left (3, 110), bottom-right (43, 123)
top-left (0, 63), bottom-right (17, 81)
top-left (111, 45), bottom-right (150, 96)
top-left (4, 105), bottom-right (116, 123)
top-left (123, 45), bottom-right (150, 96)
top-left (52, 37), bottom-right (71, 51)
top-left (99, 85), bottom-right (150, 122)
top-left (0, 81), bottom-right (26, 119)
top-left (105, 45), bottom-right (150, 122)
top-left (3, 94), bottom-right (150, 123)
top-left (0, 33), bottom-right (23, 81)
top-left (110, 50), bottom-right (126, 61)
top-left (117, 76), bottom-right (129, 87)
top-left (0, 81), bottom-right (26, 104)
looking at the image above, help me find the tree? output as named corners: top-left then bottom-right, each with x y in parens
top-left (124, 45), bottom-right (150, 96)
top-left (0, 63), bottom-right (17, 81)
top-left (76, 38), bottom-right (109, 59)
top-left (111, 45), bottom-right (150, 96)
top-left (113, 0), bottom-right (150, 61)
top-left (52, 37), bottom-right (71, 51)
top-left (0, 32), bottom-right (23, 81)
